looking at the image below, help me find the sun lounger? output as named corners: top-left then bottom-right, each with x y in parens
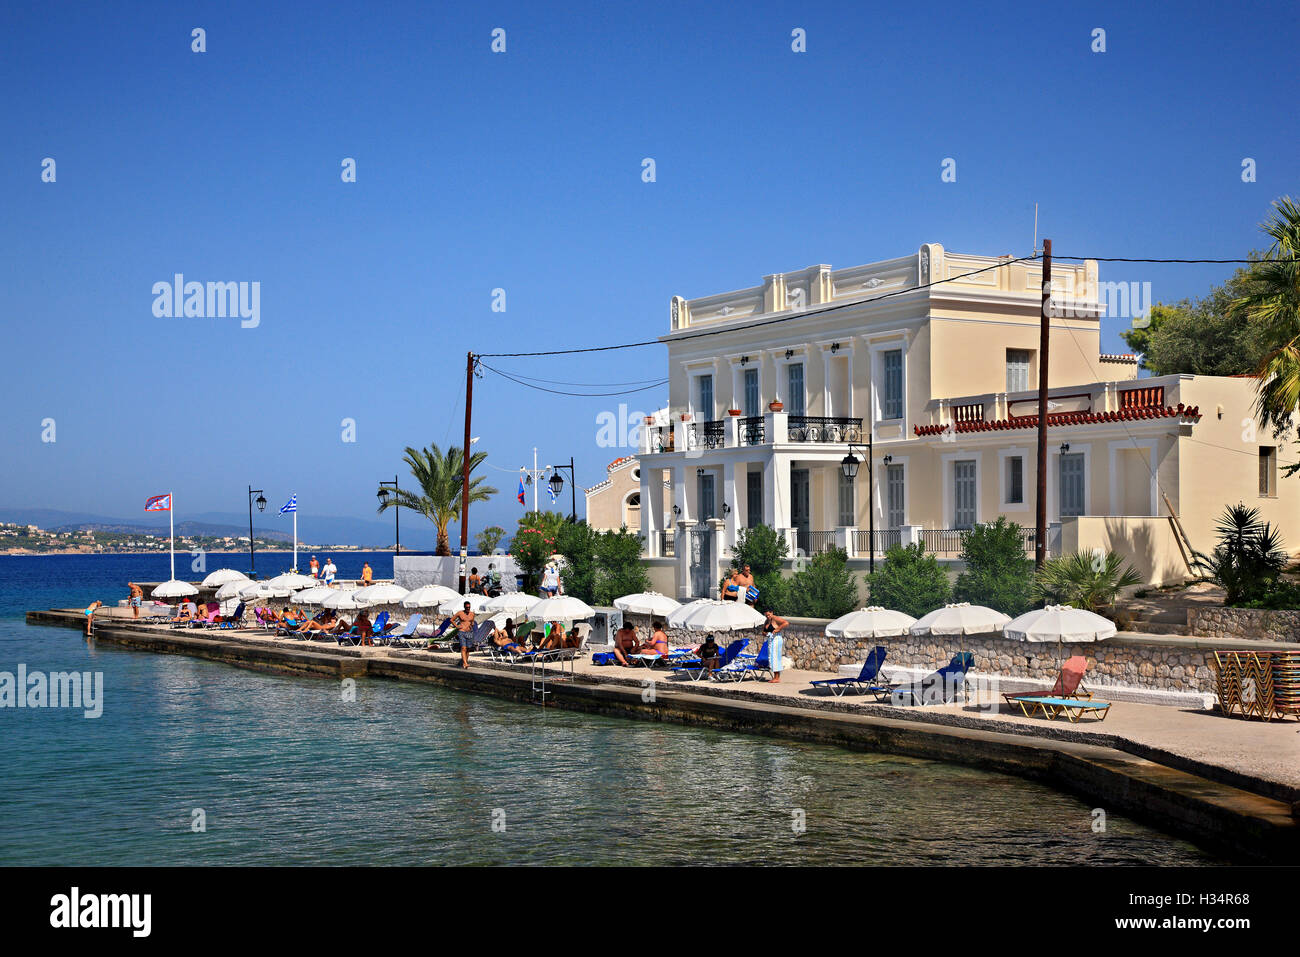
top-left (1012, 695), bottom-right (1112, 722)
top-left (672, 638), bottom-right (749, 681)
top-left (710, 639), bottom-right (773, 682)
top-left (382, 614), bottom-right (423, 647)
top-left (209, 602), bottom-right (246, 630)
top-left (809, 646), bottom-right (894, 696)
top-left (1001, 655), bottom-right (1092, 710)
top-left (885, 653), bottom-right (974, 706)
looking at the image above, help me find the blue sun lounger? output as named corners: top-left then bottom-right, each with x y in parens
top-left (671, 638), bottom-right (750, 681)
top-left (710, 639), bottom-right (772, 682)
top-left (809, 646), bottom-right (892, 696)
top-left (382, 613), bottom-right (422, 647)
top-left (884, 652), bottom-right (974, 706)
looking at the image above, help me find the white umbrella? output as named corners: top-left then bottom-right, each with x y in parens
top-left (152, 579), bottom-right (199, 599)
top-left (290, 585), bottom-right (336, 606)
top-left (484, 592), bottom-right (541, 615)
top-left (438, 593), bottom-right (490, 615)
top-left (265, 572), bottom-right (317, 591)
top-left (614, 591), bottom-right (682, 617)
top-left (215, 580), bottom-right (253, 600)
top-left (200, 569), bottom-right (249, 588)
top-left (402, 585), bottom-right (462, 608)
top-left (239, 580), bottom-right (292, 600)
top-left (667, 599), bottom-right (764, 633)
top-left (909, 602), bottom-right (1010, 636)
top-left (825, 606), bottom-right (917, 639)
top-left (322, 589), bottom-right (365, 610)
top-left (528, 595), bottom-right (596, 622)
top-left (1004, 605), bottom-right (1116, 643)
top-left (352, 583), bottom-right (410, 605)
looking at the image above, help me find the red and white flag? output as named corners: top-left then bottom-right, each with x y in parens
top-left (144, 493), bottom-right (171, 512)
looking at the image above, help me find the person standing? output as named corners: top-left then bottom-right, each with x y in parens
top-left (451, 600), bottom-right (476, 669)
top-left (540, 560), bottom-right (560, 597)
top-left (762, 609), bottom-right (790, 683)
top-left (84, 601), bottom-right (103, 636)
top-left (737, 565), bottom-right (756, 605)
top-left (309, 555), bottom-right (319, 579)
top-left (127, 582), bottom-right (143, 619)
top-left (322, 557), bottom-right (337, 586)
top-left (361, 562), bottom-right (373, 586)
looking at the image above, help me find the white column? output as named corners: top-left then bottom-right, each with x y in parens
top-left (671, 464), bottom-right (689, 523)
top-left (641, 466), bottom-right (660, 557)
top-left (765, 453), bottom-right (791, 529)
top-left (676, 519), bottom-right (697, 598)
top-left (722, 459), bottom-right (739, 554)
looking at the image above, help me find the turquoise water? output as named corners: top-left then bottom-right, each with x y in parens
top-left (0, 555), bottom-right (1216, 865)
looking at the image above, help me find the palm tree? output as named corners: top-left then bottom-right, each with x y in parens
top-left (1233, 196), bottom-right (1300, 431)
top-left (1033, 550), bottom-right (1141, 613)
top-left (1191, 503), bottom-right (1288, 605)
top-left (378, 443), bottom-right (497, 555)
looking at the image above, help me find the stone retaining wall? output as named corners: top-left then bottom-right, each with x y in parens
top-left (1188, 607), bottom-right (1300, 642)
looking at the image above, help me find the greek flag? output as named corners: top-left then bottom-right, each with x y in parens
top-left (546, 481), bottom-right (558, 504)
top-left (279, 494), bottom-right (297, 514)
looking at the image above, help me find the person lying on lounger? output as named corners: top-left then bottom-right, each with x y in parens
top-left (536, 620), bottom-right (567, 650)
top-left (175, 601), bottom-right (200, 623)
top-left (296, 611), bottom-right (340, 634)
top-left (490, 618), bottom-right (529, 654)
top-left (612, 623), bottom-right (639, 665)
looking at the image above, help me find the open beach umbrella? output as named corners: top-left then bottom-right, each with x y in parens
top-left (402, 585), bottom-right (462, 609)
top-left (215, 579), bottom-right (252, 600)
top-left (1004, 604), bottom-right (1117, 674)
top-left (614, 591), bottom-right (682, 617)
top-left (152, 579), bottom-right (199, 599)
top-left (484, 592), bottom-right (541, 616)
top-left (825, 606), bottom-right (917, 639)
top-left (321, 589), bottom-right (364, 610)
top-left (238, 580), bottom-right (292, 600)
top-left (200, 569), bottom-right (249, 588)
top-left (528, 595), bottom-right (596, 621)
top-left (265, 572), bottom-right (317, 591)
top-left (290, 585), bottom-right (336, 606)
top-left (667, 599), bottom-right (764, 633)
top-left (909, 602), bottom-right (1010, 636)
top-left (353, 583), bottom-right (410, 606)
top-left (438, 593), bottom-right (490, 615)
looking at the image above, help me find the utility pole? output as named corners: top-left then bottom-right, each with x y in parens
top-left (1035, 238), bottom-right (1052, 568)
top-left (459, 351), bottom-right (475, 593)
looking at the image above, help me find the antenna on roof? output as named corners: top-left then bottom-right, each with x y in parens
top-left (1032, 203), bottom-right (1040, 257)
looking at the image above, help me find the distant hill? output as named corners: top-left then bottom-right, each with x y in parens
top-left (0, 507), bottom-right (432, 549)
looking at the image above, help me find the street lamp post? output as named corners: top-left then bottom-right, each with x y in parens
top-left (840, 438), bottom-right (875, 573)
top-left (247, 486), bottom-right (267, 578)
top-left (377, 476), bottom-right (400, 555)
top-left (547, 457), bottom-right (578, 522)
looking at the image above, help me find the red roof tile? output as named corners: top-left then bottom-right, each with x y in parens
top-left (913, 403), bottom-right (1201, 436)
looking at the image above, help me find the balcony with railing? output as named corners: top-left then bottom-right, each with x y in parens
top-left (786, 416), bottom-right (863, 443)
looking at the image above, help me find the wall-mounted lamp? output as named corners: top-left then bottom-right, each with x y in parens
top-left (784, 349), bottom-right (794, 360)
top-left (830, 342), bottom-right (840, 354)
top-left (672, 505), bottom-right (681, 515)
top-left (696, 467), bottom-right (704, 476)
top-left (740, 355), bottom-right (749, 366)
top-left (1059, 443), bottom-right (1071, 454)
top-left (882, 454), bottom-right (893, 466)
top-left (723, 502), bottom-right (731, 516)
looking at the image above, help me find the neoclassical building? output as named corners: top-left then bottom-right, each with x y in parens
top-left (636, 244), bottom-right (1298, 598)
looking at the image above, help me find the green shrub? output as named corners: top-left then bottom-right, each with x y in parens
top-left (865, 543), bottom-right (951, 619)
top-left (556, 522), bottom-right (600, 603)
top-left (786, 548), bottom-right (859, 619)
top-left (1193, 504), bottom-right (1288, 606)
top-left (953, 517), bottom-right (1035, 616)
top-left (592, 527), bottom-right (651, 606)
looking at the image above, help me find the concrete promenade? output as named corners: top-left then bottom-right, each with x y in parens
top-left (26, 606), bottom-right (1300, 863)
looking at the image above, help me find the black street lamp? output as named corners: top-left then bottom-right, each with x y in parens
top-left (548, 458), bottom-right (578, 522)
top-left (377, 476), bottom-right (400, 554)
top-left (247, 486), bottom-right (267, 577)
top-left (840, 437), bottom-right (875, 573)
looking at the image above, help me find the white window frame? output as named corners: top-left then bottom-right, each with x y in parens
top-left (997, 447), bottom-right (1030, 511)
top-left (866, 333), bottom-right (909, 438)
top-left (771, 347), bottom-right (810, 414)
top-left (941, 451), bottom-right (982, 530)
top-left (1107, 439), bottom-right (1158, 516)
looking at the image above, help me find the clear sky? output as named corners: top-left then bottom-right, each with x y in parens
top-left (2, 0), bottom-right (1297, 541)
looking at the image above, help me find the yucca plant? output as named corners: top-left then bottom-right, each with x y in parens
top-left (1192, 503), bottom-right (1288, 605)
top-left (1033, 550), bottom-right (1142, 613)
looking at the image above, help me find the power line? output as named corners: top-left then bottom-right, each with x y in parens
top-left (1057, 256), bottom-right (1261, 264)
top-left (484, 368), bottom-right (669, 387)
top-left (477, 256), bottom-right (1036, 359)
top-left (479, 361), bottom-right (668, 397)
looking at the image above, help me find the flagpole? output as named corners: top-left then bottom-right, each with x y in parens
top-left (293, 508), bottom-right (298, 572)
top-left (169, 492), bottom-right (175, 582)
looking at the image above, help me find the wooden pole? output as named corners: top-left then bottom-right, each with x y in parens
top-left (459, 352), bottom-right (475, 593)
top-left (1035, 239), bottom-right (1052, 568)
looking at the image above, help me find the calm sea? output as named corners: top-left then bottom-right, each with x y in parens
top-left (0, 553), bottom-right (1215, 865)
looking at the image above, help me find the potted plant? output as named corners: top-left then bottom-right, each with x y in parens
top-left (768, 398), bottom-right (784, 412)
top-left (727, 408), bottom-right (742, 416)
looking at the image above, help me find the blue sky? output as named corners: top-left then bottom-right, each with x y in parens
top-left (2, 0), bottom-right (1296, 543)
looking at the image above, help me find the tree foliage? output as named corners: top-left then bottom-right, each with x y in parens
top-left (785, 548), bottom-right (859, 619)
top-left (952, 517), bottom-right (1035, 616)
top-left (378, 443), bottom-right (497, 556)
top-left (865, 543), bottom-right (951, 619)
